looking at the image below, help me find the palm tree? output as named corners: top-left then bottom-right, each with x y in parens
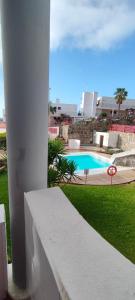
top-left (48, 139), bottom-right (65, 166)
top-left (114, 88), bottom-right (128, 117)
top-left (48, 139), bottom-right (79, 186)
top-left (48, 101), bottom-right (56, 115)
top-left (50, 105), bottom-right (56, 115)
top-left (48, 101), bottom-right (56, 126)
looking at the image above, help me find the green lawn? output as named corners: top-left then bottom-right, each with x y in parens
top-left (62, 184), bottom-right (135, 263)
top-left (0, 172), bottom-right (11, 259)
top-left (1, 172), bottom-right (135, 263)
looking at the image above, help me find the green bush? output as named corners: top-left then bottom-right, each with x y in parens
top-left (48, 139), bottom-right (78, 186)
top-left (0, 132), bottom-right (6, 149)
top-left (48, 139), bottom-right (65, 165)
top-left (0, 150), bottom-right (7, 172)
top-left (48, 167), bottom-right (61, 187)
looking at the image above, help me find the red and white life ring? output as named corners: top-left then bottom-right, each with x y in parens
top-left (107, 165), bottom-right (117, 177)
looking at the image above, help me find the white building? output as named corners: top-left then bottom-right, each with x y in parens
top-left (51, 99), bottom-right (77, 117)
top-left (94, 131), bottom-right (118, 148)
top-left (80, 91), bottom-right (135, 118)
top-left (80, 91), bottom-right (98, 118)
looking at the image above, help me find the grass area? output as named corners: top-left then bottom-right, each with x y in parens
top-left (62, 184), bottom-right (135, 263)
top-left (0, 172), bottom-right (11, 259)
top-left (1, 171), bottom-right (135, 263)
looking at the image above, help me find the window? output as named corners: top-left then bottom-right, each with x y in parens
top-left (58, 107), bottom-right (61, 110)
top-left (114, 110), bottom-right (117, 114)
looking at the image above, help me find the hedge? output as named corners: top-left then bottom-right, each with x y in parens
top-left (0, 132), bottom-right (6, 149)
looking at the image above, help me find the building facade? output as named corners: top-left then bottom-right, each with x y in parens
top-left (80, 92), bottom-right (135, 118)
top-left (51, 99), bottom-right (77, 117)
top-left (80, 91), bottom-right (98, 118)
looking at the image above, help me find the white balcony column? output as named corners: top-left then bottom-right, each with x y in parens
top-left (1, 0), bottom-right (50, 290)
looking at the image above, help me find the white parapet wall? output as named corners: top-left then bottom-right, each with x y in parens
top-left (68, 139), bottom-right (80, 149)
top-left (25, 187), bottom-right (135, 300)
top-left (0, 205), bottom-right (8, 300)
top-left (48, 127), bottom-right (59, 140)
top-left (94, 131), bottom-right (118, 148)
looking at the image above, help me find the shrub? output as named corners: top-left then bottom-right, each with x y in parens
top-left (0, 132), bottom-right (6, 149)
top-left (48, 139), bottom-right (65, 166)
top-left (48, 139), bottom-right (78, 187)
top-left (0, 151), bottom-right (7, 172)
top-left (48, 167), bottom-right (60, 187)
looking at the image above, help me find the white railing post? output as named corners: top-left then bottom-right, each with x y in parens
top-left (0, 205), bottom-right (8, 300)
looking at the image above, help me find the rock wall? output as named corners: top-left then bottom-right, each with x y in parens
top-left (114, 155), bottom-right (135, 167)
top-left (68, 122), bottom-right (94, 144)
top-left (114, 132), bottom-right (135, 151)
top-left (68, 125), bottom-right (135, 149)
top-left (68, 120), bottom-right (110, 145)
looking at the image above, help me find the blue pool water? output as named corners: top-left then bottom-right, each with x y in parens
top-left (65, 154), bottom-right (110, 171)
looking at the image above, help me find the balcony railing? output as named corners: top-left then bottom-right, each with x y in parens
top-left (0, 205), bottom-right (8, 300)
top-left (24, 187), bottom-right (135, 300)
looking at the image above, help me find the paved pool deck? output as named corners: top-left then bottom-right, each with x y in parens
top-left (65, 148), bottom-right (135, 185)
top-left (65, 145), bottom-right (109, 154)
top-left (65, 146), bottom-right (112, 159)
top-left (71, 169), bottom-right (135, 185)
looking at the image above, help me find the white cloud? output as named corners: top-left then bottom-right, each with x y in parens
top-left (0, 0), bottom-right (135, 60)
top-left (50, 0), bottom-right (135, 50)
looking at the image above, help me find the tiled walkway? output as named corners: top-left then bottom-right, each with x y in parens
top-left (72, 169), bottom-right (135, 185)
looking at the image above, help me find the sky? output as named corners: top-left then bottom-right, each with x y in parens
top-left (1, 0), bottom-right (135, 116)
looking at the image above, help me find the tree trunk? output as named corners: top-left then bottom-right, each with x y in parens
top-left (118, 103), bottom-right (121, 118)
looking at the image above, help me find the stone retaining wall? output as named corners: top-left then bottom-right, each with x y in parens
top-left (68, 122), bottom-right (94, 144)
top-left (114, 155), bottom-right (135, 167)
top-left (113, 131), bottom-right (135, 151)
top-left (68, 125), bottom-right (135, 150)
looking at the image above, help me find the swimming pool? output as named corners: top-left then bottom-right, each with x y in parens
top-left (64, 153), bottom-right (110, 172)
